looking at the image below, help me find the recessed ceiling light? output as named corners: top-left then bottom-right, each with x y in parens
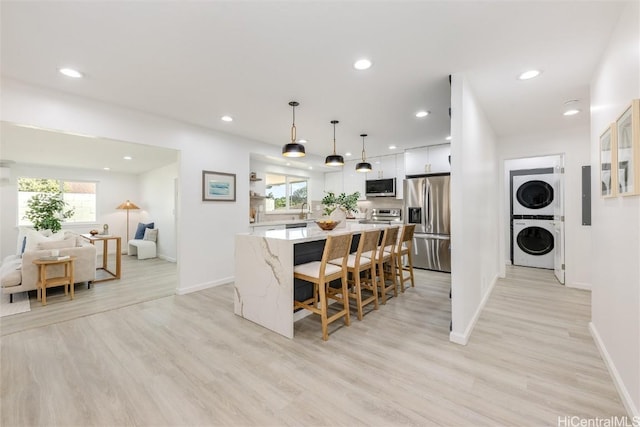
top-left (446, 136), bottom-right (452, 141)
top-left (298, 139), bottom-right (307, 143)
top-left (415, 111), bottom-right (430, 118)
top-left (286, 162), bottom-right (291, 166)
top-left (389, 145), bottom-right (397, 150)
top-left (308, 166), bottom-right (313, 170)
top-left (59, 68), bottom-right (83, 78)
top-left (103, 167), bottom-right (110, 171)
top-left (518, 70), bottom-right (541, 80)
top-left (563, 109), bottom-right (581, 116)
top-left (353, 59), bottom-right (372, 70)
top-left (221, 115), bottom-right (233, 122)
top-left (123, 156), bottom-right (132, 160)
top-left (345, 152), bottom-right (352, 157)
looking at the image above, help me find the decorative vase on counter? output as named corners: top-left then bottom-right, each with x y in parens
top-left (329, 207), bottom-right (347, 228)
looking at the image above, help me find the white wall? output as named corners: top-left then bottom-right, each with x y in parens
top-left (0, 163), bottom-right (138, 257)
top-left (1, 78), bottom-right (257, 294)
top-left (449, 74), bottom-right (501, 345)
top-left (589, 1), bottom-right (640, 417)
top-left (139, 162), bottom-right (179, 262)
top-left (499, 125), bottom-right (592, 289)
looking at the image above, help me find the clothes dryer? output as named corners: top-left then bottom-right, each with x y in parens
top-left (512, 219), bottom-right (555, 269)
top-left (512, 173), bottom-right (555, 216)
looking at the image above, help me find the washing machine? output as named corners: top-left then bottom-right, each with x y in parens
top-left (512, 219), bottom-right (555, 269)
top-left (512, 173), bottom-right (555, 216)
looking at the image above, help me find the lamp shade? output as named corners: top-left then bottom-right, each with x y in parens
top-left (325, 154), bottom-right (344, 166)
top-left (355, 161), bottom-right (372, 172)
top-left (282, 143), bottom-right (306, 157)
top-left (116, 200), bottom-right (140, 210)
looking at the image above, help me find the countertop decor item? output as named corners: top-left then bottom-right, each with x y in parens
top-left (89, 229), bottom-right (99, 236)
top-left (315, 219), bottom-right (340, 231)
top-left (321, 191), bottom-right (360, 217)
top-left (116, 199), bottom-right (140, 242)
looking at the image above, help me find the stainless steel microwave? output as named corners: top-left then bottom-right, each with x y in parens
top-left (365, 178), bottom-right (396, 197)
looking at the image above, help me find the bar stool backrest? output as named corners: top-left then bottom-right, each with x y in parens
top-left (358, 229), bottom-right (382, 264)
top-left (378, 226), bottom-right (400, 260)
top-left (323, 233), bottom-right (352, 270)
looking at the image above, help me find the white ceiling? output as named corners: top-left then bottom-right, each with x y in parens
top-left (0, 1), bottom-right (627, 171)
top-left (0, 123), bottom-right (178, 174)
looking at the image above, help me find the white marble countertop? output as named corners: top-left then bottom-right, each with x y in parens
top-left (240, 222), bottom-right (392, 243)
top-left (248, 219), bottom-right (316, 227)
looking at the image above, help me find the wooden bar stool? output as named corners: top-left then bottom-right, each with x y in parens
top-left (375, 226), bottom-right (400, 304)
top-left (330, 229), bottom-right (381, 321)
top-left (293, 233), bottom-right (353, 341)
top-left (394, 224), bottom-right (416, 292)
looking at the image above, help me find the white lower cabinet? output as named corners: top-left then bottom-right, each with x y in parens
top-left (250, 224), bottom-right (285, 232)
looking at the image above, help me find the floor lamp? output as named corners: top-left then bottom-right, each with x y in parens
top-left (116, 200), bottom-right (140, 242)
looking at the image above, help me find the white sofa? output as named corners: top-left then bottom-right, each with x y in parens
top-left (1, 229), bottom-right (97, 301)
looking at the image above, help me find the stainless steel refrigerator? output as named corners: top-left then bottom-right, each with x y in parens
top-left (403, 174), bottom-right (451, 272)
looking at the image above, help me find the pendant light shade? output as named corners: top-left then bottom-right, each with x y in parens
top-left (325, 120), bottom-right (344, 166)
top-left (356, 133), bottom-right (372, 172)
top-left (282, 101), bottom-right (305, 158)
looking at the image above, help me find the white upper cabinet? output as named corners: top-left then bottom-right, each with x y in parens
top-left (324, 171), bottom-right (343, 194)
top-left (367, 154), bottom-right (397, 179)
top-left (404, 143), bottom-right (451, 175)
top-left (428, 144), bottom-right (451, 173)
top-left (343, 160), bottom-right (367, 200)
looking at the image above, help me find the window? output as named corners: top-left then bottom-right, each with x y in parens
top-left (18, 177), bottom-right (97, 225)
top-left (265, 173), bottom-right (308, 212)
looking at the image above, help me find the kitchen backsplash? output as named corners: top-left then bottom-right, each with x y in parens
top-left (254, 197), bottom-right (403, 222)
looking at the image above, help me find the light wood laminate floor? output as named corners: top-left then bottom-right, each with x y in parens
top-left (1, 264), bottom-right (627, 426)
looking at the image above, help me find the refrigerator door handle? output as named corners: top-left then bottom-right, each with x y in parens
top-left (425, 180), bottom-right (431, 232)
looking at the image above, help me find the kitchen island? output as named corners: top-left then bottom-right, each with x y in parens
top-left (234, 222), bottom-right (389, 338)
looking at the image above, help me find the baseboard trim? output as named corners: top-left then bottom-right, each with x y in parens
top-left (565, 281), bottom-right (591, 291)
top-left (589, 322), bottom-right (639, 417)
top-left (176, 276), bottom-right (233, 295)
top-left (449, 273), bottom-right (499, 346)
top-left (158, 255), bottom-right (176, 263)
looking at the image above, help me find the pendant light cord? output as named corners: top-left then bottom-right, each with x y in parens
top-left (290, 105), bottom-right (297, 143)
top-left (361, 136), bottom-right (366, 161)
top-left (332, 121), bottom-right (337, 155)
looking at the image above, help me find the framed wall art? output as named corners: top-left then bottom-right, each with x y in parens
top-left (616, 99), bottom-right (640, 196)
top-left (599, 124), bottom-right (616, 198)
top-left (202, 170), bottom-right (236, 202)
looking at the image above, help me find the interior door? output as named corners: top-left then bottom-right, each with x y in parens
top-left (553, 158), bottom-right (565, 284)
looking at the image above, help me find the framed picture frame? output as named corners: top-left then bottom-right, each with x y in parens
top-left (600, 124), bottom-right (616, 198)
top-left (616, 99), bottom-right (640, 196)
top-left (202, 170), bottom-right (236, 202)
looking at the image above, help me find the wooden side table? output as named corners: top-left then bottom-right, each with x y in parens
top-left (32, 256), bottom-right (76, 306)
top-left (80, 234), bottom-right (122, 283)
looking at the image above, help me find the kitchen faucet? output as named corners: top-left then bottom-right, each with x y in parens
top-left (300, 202), bottom-right (309, 219)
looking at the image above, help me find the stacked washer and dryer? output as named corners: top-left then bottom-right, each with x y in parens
top-left (511, 168), bottom-right (557, 269)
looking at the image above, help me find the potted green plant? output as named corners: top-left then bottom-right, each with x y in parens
top-left (321, 191), bottom-right (360, 219)
top-left (24, 192), bottom-right (75, 232)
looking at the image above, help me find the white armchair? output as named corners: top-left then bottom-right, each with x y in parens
top-left (128, 228), bottom-right (158, 260)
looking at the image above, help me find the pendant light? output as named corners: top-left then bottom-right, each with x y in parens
top-left (282, 101), bottom-right (305, 158)
top-left (325, 120), bottom-right (344, 166)
top-left (355, 133), bottom-right (372, 172)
